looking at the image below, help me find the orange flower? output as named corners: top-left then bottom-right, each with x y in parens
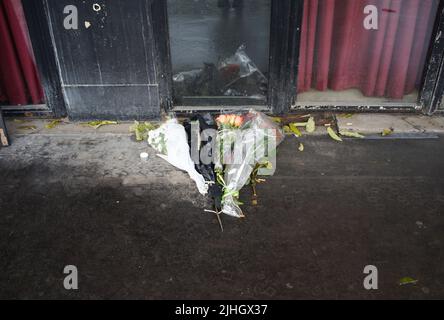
top-left (217, 114), bottom-right (244, 128)
top-left (234, 116), bottom-right (243, 127)
top-left (217, 115), bottom-right (227, 124)
top-left (229, 115), bottom-right (236, 126)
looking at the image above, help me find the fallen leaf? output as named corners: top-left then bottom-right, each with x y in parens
top-left (382, 128), bottom-right (394, 136)
top-left (327, 127), bottom-right (343, 142)
top-left (289, 123), bottom-right (302, 137)
top-left (45, 120), bottom-right (62, 129)
top-left (283, 125), bottom-right (292, 135)
top-left (18, 125), bottom-right (37, 131)
top-left (130, 121), bottom-right (158, 141)
top-left (298, 143), bottom-right (304, 152)
top-left (339, 130), bottom-right (365, 139)
top-left (306, 117), bottom-right (316, 133)
top-left (82, 121), bottom-right (118, 129)
top-left (399, 277), bottom-right (418, 286)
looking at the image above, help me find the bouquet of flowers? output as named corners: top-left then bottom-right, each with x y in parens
top-left (142, 111), bottom-right (284, 223)
top-left (215, 110), bottom-right (284, 218)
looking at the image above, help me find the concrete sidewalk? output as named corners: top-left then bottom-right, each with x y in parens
top-left (0, 118), bottom-right (443, 299)
top-left (336, 114), bottom-right (444, 134)
top-left (4, 113), bottom-right (444, 137)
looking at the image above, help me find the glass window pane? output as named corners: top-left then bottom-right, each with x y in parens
top-left (168, 0), bottom-right (271, 106)
top-left (296, 0), bottom-right (439, 105)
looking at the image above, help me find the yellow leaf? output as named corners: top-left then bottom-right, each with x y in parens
top-left (283, 125), bottom-right (292, 135)
top-left (45, 120), bottom-right (62, 129)
top-left (82, 121), bottom-right (118, 129)
top-left (327, 127), bottom-right (343, 142)
top-left (382, 128), bottom-right (394, 136)
top-left (399, 277), bottom-right (418, 286)
top-left (130, 121), bottom-right (157, 141)
top-left (289, 123), bottom-right (302, 137)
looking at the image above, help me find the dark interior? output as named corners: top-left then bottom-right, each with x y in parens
top-left (167, 0), bottom-right (271, 106)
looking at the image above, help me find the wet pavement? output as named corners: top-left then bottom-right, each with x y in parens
top-left (0, 132), bottom-right (443, 299)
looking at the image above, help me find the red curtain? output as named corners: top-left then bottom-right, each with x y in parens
top-left (297, 0), bottom-right (438, 99)
top-left (0, 0), bottom-right (44, 105)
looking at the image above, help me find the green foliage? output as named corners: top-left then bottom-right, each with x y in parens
top-left (130, 121), bottom-right (158, 142)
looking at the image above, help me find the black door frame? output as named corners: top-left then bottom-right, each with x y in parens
top-left (269, 0), bottom-right (303, 114)
top-left (153, 0), bottom-right (301, 115)
top-left (5, 0), bottom-right (67, 118)
top-left (0, 110), bottom-right (10, 147)
top-left (420, 0), bottom-right (444, 114)
top-left (151, 0), bottom-right (174, 111)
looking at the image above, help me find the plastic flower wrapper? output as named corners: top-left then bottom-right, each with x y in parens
top-left (219, 45), bottom-right (268, 99)
top-left (148, 118), bottom-right (209, 195)
top-left (215, 111), bottom-right (284, 218)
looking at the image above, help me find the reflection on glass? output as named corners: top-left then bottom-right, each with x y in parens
top-left (296, 0), bottom-right (439, 104)
top-left (168, 0), bottom-right (271, 106)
